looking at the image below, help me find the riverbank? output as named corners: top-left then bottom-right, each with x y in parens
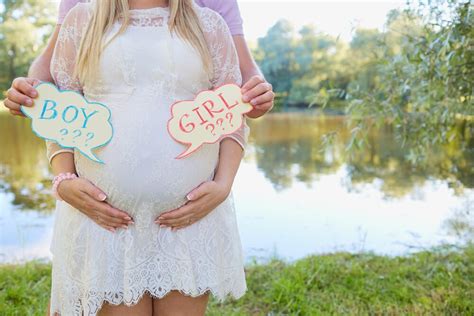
top-left (1, 244), bottom-right (472, 315)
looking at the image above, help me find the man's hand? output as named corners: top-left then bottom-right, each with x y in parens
top-left (241, 75), bottom-right (274, 119)
top-left (154, 180), bottom-right (230, 231)
top-left (57, 177), bottom-right (134, 232)
top-left (3, 77), bottom-right (41, 116)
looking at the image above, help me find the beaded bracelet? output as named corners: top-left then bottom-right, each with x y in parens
top-left (52, 172), bottom-right (78, 201)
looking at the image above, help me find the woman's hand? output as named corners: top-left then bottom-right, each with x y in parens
top-left (242, 75), bottom-right (274, 119)
top-left (3, 77), bottom-right (41, 116)
top-left (154, 180), bottom-right (230, 231)
top-left (57, 177), bottom-right (134, 232)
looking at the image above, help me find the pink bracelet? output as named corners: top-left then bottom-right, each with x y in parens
top-left (52, 172), bottom-right (78, 201)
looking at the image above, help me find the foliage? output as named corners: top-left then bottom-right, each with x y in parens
top-left (0, 0), bottom-right (55, 91)
top-left (254, 0), bottom-right (473, 161)
top-left (346, 0), bottom-right (473, 163)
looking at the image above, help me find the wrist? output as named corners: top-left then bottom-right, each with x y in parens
top-left (52, 172), bottom-right (78, 201)
top-left (214, 177), bottom-right (233, 196)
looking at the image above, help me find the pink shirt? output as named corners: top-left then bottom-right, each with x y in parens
top-left (57, 0), bottom-right (244, 35)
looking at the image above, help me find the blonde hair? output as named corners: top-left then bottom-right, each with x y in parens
top-left (75, 0), bottom-right (212, 84)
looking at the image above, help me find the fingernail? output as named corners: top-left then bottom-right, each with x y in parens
top-left (186, 194), bottom-right (193, 200)
top-left (25, 99), bottom-right (33, 106)
top-left (109, 228), bottom-right (116, 233)
top-left (98, 193), bottom-right (107, 201)
top-left (124, 216), bottom-right (132, 220)
top-left (128, 221), bottom-right (134, 225)
top-left (251, 99), bottom-right (257, 105)
top-left (31, 91), bottom-right (38, 97)
top-left (160, 224), bottom-right (166, 228)
top-left (242, 95), bottom-right (249, 102)
top-left (122, 225), bottom-right (128, 229)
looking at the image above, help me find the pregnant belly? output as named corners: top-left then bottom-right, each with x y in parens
top-left (74, 115), bottom-right (220, 217)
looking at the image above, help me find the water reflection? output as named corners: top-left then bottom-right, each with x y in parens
top-left (0, 114), bottom-right (53, 211)
top-left (0, 112), bottom-right (472, 263)
top-left (248, 113), bottom-right (473, 197)
top-left (443, 197), bottom-right (473, 242)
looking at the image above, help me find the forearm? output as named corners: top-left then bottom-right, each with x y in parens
top-left (51, 152), bottom-right (76, 176)
top-left (28, 54), bottom-right (53, 82)
top-left (233, 35), bottom-right (263, 84)
top-left (214, 138), bottom-right (244, 192)
top-left (28, 25), bottom-right (60, 82)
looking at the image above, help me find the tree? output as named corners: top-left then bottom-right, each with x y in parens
top-left (256, 19), bottom-right (297, 105)
top-left (0, 0), bottom-right (55, 91)
top-left (344, 0), bottom-right (473, 162)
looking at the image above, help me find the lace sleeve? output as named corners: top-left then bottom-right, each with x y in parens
top-left (46, 3), bottom-right (90, 165)
top-left (201, 8), bottom-right (250, 157)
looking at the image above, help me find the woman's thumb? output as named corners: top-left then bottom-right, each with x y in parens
top-left (85, 180), bottom-right (107, 201)
top-left (186, 182), bottom-right (209, 201)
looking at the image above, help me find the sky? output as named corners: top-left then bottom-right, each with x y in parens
top-left (238, 0), bottom-right (406, 42)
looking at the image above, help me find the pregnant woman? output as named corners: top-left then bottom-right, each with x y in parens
top-left (46, 0), bottom-right (250, 314)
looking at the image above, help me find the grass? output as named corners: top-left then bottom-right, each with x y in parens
top-left (1, 245), bottom-right (473, 315)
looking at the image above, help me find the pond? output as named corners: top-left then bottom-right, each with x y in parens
top-left (0, 111), bottom-right (472, 264)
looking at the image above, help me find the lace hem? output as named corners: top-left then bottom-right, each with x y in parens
top-left (51, 284), bottom-right (246, 316)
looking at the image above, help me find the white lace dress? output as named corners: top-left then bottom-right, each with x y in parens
top-left (46, 3), bottom-right (249, 315)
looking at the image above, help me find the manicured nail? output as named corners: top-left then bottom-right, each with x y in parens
top-left (31, 91), bottom-right (38, 97)
top-left (186, 194), bottom-right (193, 200)
top-left (25, 99), bottom-right (33, 106)
top-left (98, 193), bottom-right (107, 201)
top-left (124, 216), bottom-right (132, 220)
top-left (109, 228), bottom-right (116, 233)
top-left (251, 99), bottom-right (257, 105)
top-left (128, 221), bottom-right (134, 225)
top-left (122, 225), bottom-right (128, 229)
top-left (242, 95), bottom-right (249, 102)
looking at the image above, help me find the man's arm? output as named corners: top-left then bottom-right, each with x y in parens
top-left (233, 35), bottom-right (274, 118)
top-left (3, 25), bottom-right (60, 116)
top-left (198, 0), bottom-right (274, 118)
top-left (4, 0), bottom-right (82, 115)
top-left (28, 25), bottom-right (60, 81)
top-left (233, 35), bottom-right (262, 83)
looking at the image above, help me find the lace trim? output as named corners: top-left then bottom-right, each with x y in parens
top-left (51, 285), bottom-right (246, 316)
top-left (118, 7), bottom-right (169, 27)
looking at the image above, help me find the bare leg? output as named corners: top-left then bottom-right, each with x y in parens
top-left (153, 290), bottom-right (210, 316)
top-left (46, 294), bottom-right (153, 316)
top-left (46, 299), bottom-right (59, 316)
top-left (97, 293), bottom-right (153, 316)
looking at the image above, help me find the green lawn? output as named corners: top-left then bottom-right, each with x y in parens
top-left (1, 244), bottom-right (473, 315)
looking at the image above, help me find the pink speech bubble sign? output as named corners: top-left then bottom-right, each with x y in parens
top-left (167, 84), bottom-right (253, 159)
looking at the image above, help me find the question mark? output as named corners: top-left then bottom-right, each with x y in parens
top-left (226, 112), bottom-right (234, 127)
top-left (85, 132), bottom-right (95, 146)
top-left (216, 118), bottom-right (224, 131)
top-left (206, 123), bottom-right (216, 136)
top-left (59, 128), bottom-right (68, 140)
top-left (72, 129), bottom-right (82, 143)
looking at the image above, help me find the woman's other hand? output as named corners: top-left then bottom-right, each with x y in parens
top-left (3, 77), bottom-right (41, 116)
top-left (155, 180), bottom-right (230, 231)
top-left (241, 75), bottom-right (274, 119)
top-left (57, 177), bottom-right (134, 232)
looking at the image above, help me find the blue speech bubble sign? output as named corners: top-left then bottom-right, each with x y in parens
top-left (21, 83), bottom-right (113, 164)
